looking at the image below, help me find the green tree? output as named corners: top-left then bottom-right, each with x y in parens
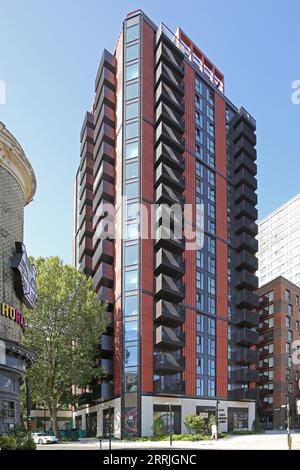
top-left (184, 414), bottom-right (205, 434)
top-left (24, 257), bottom-right (108, 437)
top-left (208, 414), bottom-right (217, 431)
top-left (152, 416), bottom-right (166, 437)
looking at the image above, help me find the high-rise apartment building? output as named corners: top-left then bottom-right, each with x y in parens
top-left (257, 276), bottom-right (300, 430)
top-left (257, 193), bottom-right (300, 288)
top-left (73, 10), bottom-right (259, 437)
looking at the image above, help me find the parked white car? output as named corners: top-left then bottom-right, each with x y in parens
top-left (32, 432), bottom-right (58, 445)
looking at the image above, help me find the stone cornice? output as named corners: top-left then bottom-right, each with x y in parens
top-left (0, 121), bottom-right (36, 205)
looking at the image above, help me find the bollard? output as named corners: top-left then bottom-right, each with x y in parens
top-left (99, 438), bottom-right (102, 450)
top-left (288, 433), bottom-right (292, 450)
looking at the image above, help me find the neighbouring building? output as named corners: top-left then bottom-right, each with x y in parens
top-left (30, 408), bottom-right (73, 432)
top-left (257, 193), bottom-right (300, 288)
top-left (73, 10), bottom-right (259, 437)
top-left (0, 122), bottom-right (37, 434)
top-left (257, 276), bottom-right (300, 429)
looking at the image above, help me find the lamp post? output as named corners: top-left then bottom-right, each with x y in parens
top-left (281, 397), bottom-right (292, 450)
top-left (215, 395), bottom-right (220, 437)
top-left (43, 405), bottom-right (46, 432)
top-left (108, 405), bottom-right (112, 451)
top-left (168, 403), bottom-right (173, 447)
top-left (25, 378), bottom-right (31, 431)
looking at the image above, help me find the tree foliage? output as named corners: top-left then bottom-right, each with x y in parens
top-left (23, 257), bottom-right (108, 435)
top-left (184, 414), bottom-right (205, 434)
top-left (152, 416), bottom-right (166, 437)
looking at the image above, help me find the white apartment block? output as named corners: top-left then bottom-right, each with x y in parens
top-left (257, 193), bottom-right (300, 287)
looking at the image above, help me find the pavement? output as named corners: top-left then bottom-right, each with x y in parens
top-left (37, 431), bottom-right (300, 450)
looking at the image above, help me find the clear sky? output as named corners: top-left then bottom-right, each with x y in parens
top-left (1, 0), bottom-right (299, 264)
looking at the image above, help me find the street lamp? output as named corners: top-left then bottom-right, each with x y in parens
top-left (25, 378), bottom-right (31, 431)
top-left (168, 403), bottom-right (173, 447)
top-left (43, 404), bottom-right (46, 432)
top-left (281, 397), bottom-right (292, 450)
top-left (108, 405), bottom-right (112, 451)
top-left (215, 395), bottom-right (220, 435)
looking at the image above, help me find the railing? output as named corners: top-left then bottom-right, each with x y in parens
top-left (160, 23), bottom-right (224, 94)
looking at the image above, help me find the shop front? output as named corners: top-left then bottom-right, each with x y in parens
top-left (0, 122), bottom-right (37, 434)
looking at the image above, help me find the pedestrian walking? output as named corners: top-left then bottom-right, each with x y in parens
top-left (210, 423), bottom-right (218, 440)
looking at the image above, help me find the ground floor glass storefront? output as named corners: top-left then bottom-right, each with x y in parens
top-left (0, 339), bottom-right (34, 435)
top-left (228, 408), bottom-right (249, 432)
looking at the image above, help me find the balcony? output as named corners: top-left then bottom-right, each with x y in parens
top-left (234, 216), bottom-right (258, 236)
top-left (92, 262), bottom-right (114, 290)
top-left (104, 311), bottom-right (114, 330)
top-left (101, 358), bottom-right (114, 376)
top-left (155, 38), bottom-right (184, 77)
top-left (155, 142), bottom-right (185, 172)
top-left (155, 101), bottom-right (185, 134)
top-left (236, 289), bottom-right (258, 309)
top-left (155, 248), bottom-right (184, 277)
top-left (232, 121), bottom-right (257, 147)
top-left (233, 168), bottom-right (257, 191)
top-left (93, 159), bottom-right (115, 187)
top-left (228, 388), bottom-right (258, 401)
top-left (155, 162), bottom-right (185, 192)
top-left (155, 61), bottom-right (184, 95)
top-left (155, 121), bottom-right (185, 153)
top-left (258, 320), bottom-right (272, 332)
top-left (235, 251), bottom-right (258, 273)
top-left (232, 107), bottom-right (256, 131)
top-left (235, 200), bottom-right (258, 221)
top-left (232, 348), bottom-right (258, 365)
top-left (94, 141), bottom-right (115, 173)
top-left (233, 309), bottom-right (259, 328)
top-left (100, 383), bottom-right (114, 400)
top-left (259, 358), bottom-right (272, 370)
top-left (154, 353), bottom-right (185, 374)
top-left (155, 274), bottom-right (185, 302)
top-left (154, 378), bottom-right (185, 395)
top-left (231, 368), bottom-right (259, 383)
top-left (235, 185), bottom-right (258, 207)
top-left (259, 373), bottom-right (271, 384)
top-left (78, 236), bottom-right (93, 263)
top-left (233, 152), bottom-right (257, 176)
top-left (92, 239), bottom-right (114, 273)
top-left (233, 137), bottom-right (257, 161)
top-left (259, 347), bottom-right (272, 359)
top-left (156, 182), bottom-right (184, 206)
top-left (93, 180), bottom-right (115, 213)
top-left (155, 225), bottom-right (185, 254)
top-left (259, 330), bottom-right (274, 344)
top-left (93, 87), bottom-right (115, 127)
top-left (155, 325), bottom-right (185, 350)
top-left (97, 286), bottom-right (114, 304)
top-left (259, 388), bottom-right (274, 398)
top-left (233, 328), bottom-right (259, 346)
top-left (100, 334), bottom-right (114, 353)
top-left (235, 270), bottom-right (258, 291)
top-left (235, 233), bottom-right (258, 254)
top-left (155, 300), bottom-right (185, 326)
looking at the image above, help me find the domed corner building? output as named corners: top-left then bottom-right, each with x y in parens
top-left (0, 121), bottom-right (37, 434)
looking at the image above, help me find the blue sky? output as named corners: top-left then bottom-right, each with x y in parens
top-left (1, 0), bottom-right (299, 263)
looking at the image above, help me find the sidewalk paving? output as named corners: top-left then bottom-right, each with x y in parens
top-left (37, 432), bottom-right (300, 450)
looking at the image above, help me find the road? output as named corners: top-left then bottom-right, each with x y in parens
top-left (37, 431), bottom-right (300, 450)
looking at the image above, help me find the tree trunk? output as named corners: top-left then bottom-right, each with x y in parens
top-left (51, 411), bottom-right (60, 438)
top-left (48, 402), bottom-right (60, 438)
